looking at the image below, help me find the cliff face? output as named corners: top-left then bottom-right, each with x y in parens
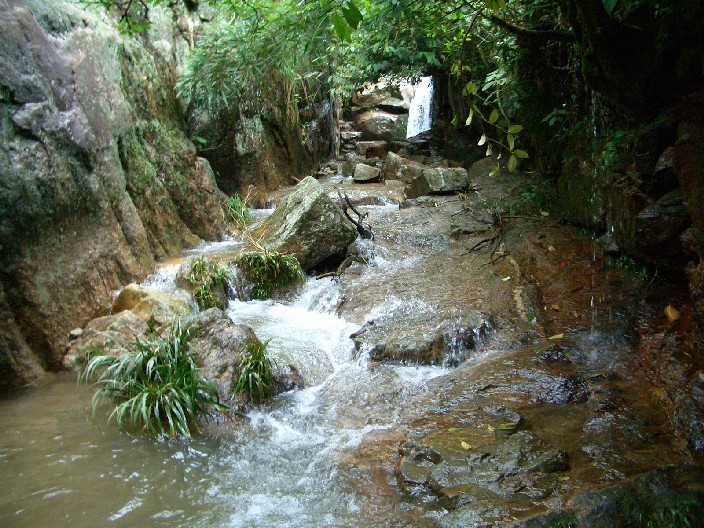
top-left (0, 0), bottom-right (228, 390)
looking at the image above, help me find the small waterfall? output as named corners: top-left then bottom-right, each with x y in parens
top-left (406, 76), bottom-right (433, 138)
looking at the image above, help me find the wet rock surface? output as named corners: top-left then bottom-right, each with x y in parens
top-left (319, 161), bottom-right (701, 526)
top-left (251, 176), bottom-right (358, 270)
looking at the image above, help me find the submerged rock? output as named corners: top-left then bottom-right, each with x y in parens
top-left (112, 283), bottom-right (192, 327)
top-left (251, 176), bottom-right (358, 270)
top-left (352, 305), bottom-right (491, 365)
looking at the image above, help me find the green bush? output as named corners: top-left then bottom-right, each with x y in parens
top-left (79, 321), bottom-right (229, 438)
top-left (233, 339), bottom-right (274, 404)
top-left (227, 194), bottom-right (252, 227)
top-left (186, 255), bottom-right (229, 309)
top-left (235, 251), bottom-right (305, 299)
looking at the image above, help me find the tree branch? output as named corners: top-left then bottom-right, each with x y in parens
top-left (487, 15), bottom-right (575, 44)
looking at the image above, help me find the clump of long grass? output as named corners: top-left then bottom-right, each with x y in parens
top-left (186, 255), bottom-right (229, 309)
top-left (235, 250), bottom-right (305, 299)
top-left (227, 193), bottom-right (252, 227)
top-left (233, 339), bottom-right (274, 403)
top-left (79, 321), bottom-right (229, 438)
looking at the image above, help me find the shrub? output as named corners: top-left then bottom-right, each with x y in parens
top-left (227, 194), bottom-right (252, 227)
top-left (235, 251), bottom-right (305, 299)
top-left (79, 321), bottom-right (229, 438)
top-left (186, 255), bottom-right (229, 309)
top-left (233, 339), bottom-right (274, 403)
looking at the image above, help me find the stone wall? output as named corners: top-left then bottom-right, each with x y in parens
top-left (0, 0), bottom-right (228, 390)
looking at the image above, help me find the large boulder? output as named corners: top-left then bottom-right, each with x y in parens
top-left (63, 310), bottom-right (149, 370)
top-left (251, 176), bottom-right (358, 270)
top-left (185, 308), bottom-right (303, 401)
top-left (352, 81), bottom-right (411, 114)
top-left (184, 308), bottom-right (259, 401)
top-left (355, 111), bottom-right (409, 141)
top-left (353, 163), bottom-right (382, 183)
top-left (112, 283), bottom-right (193, 328)
top-left (383, 151), bottom-right (427, 183)
top-left (406, 167), bottom-right (469, 198)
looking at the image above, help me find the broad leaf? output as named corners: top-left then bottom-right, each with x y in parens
top-left (489, 109), bottom-right (499, 124)
top-left (507, 133), bottom-right (515, 151)
top-left (478, 134), bottom-right (487, 146)
top-left (508, 124), bottom-right (523, 134)
top-left (514, 149), bottom-right (529, 159)
top-left (508, 154), bottom-right (517, 171)
top-left (341, 1), bottom-right (363, 30)
top-left (333, 14), bottom-right (351, 41)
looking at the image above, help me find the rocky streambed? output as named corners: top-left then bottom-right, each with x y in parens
top-left (1, 160), bottom-right (703, 527)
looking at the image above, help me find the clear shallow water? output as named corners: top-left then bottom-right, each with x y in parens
top-left (0, 235), bottom-right (450, 528)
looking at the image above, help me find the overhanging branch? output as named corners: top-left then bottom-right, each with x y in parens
top-left (487, 15), bottom-right (576, 44)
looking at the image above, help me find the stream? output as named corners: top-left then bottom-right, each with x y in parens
top-left (0, 179), bottom-right (694, 527)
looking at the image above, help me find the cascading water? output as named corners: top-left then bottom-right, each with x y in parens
top-left (0, 204), bottom-right (450, 528)
top-left (405, 76), bottom-right (433, 138)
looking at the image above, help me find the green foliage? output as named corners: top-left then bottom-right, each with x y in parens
top-left (186, 256), bottom-right (229, 309)
top-left (233, 339), bottom-right (274, 403)
top-left (235, 251), bottom-right (305, 299)
top-left (607, 254), bottom-right (651, 283)
top-left (645, 497), bottom-right (699, 528)
top-left (227, 194), bottom-right (252, 227)
top-left (79, 321), bottom-right (229, 438)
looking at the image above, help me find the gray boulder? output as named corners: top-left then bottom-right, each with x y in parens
top-left (355, 111), bottom-right (408, 141)
top-left (407, 167), bottom-right (469, 198)
top-left (352, 82), bottom-right (410, 114)
top-left (185, 308), bottom-right (259, 401)
top-left (353, 163), bottom-right (382, 183)
top-left (251, 176), bottom-right (358, 270)
top-left (383, 151), bottom-right (426, 182)
top-left (63, 310), bottom-right (149, 370)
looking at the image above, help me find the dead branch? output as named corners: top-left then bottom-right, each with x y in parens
top-left (337, 189), bottom-right (374, 240)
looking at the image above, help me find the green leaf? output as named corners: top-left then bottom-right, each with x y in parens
top-left (514, 149), bottom-right (529, 159)
top-left (463, 81), bottom-right (478, 96)
top-left (508, 154), bottom-right (518, 171)
top-left (333, 14), bottom-right (351, 41)
top-left (489, 164), bottom-right (500, 177)
top-left (489, 109), bottom-right (499, 124)
top-left (465, 109), bottom-right (474, 126)
top-left (478, 134), bottom-right (487, 146)
top-left (508, 124), bottom-right (523, 134)
top-left (451, 115), bottom-right (459, 126)
top-left (341, 1), bottom-right (363, 30)
top-left (507, 133), bottom-right (515, 151)
top-left (602, 0), bottom-right (619, 15)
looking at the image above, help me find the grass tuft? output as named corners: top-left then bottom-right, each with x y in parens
top-left (233, 339), bottom-right (274, 403)
top-left (79, 320), bottom-right (229, 438)
top-left (235, 251), bottom-right (305, 299)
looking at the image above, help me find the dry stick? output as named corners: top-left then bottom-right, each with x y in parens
top-left (337, 189), bottom-right (373, 239)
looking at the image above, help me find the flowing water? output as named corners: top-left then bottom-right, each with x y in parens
top-left (0, 187), bottom-right (692, 527)
top-left (0, 205), bottom-right (454, 528)
top-left (406, 76), bottom-right (433, 138)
